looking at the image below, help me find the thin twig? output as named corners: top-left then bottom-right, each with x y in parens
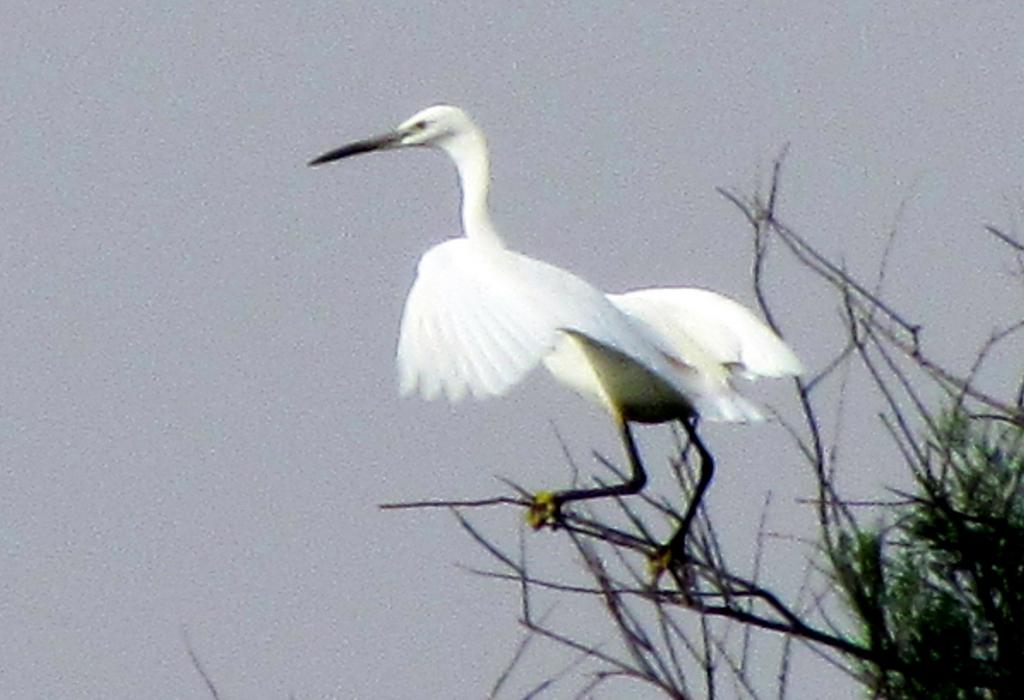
top-left (380, 495), bottom-right (526, 510)
top-left (984, 224), bottom-right (1024, 253)
top-left (183, 629), bottom-right (221, 700)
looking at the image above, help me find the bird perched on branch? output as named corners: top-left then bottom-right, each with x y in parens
top-left (309, 104), bottom-right (801, 558)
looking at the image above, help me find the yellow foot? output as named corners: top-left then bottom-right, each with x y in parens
top-left (648, 547), bottom-right (696, 592)
top-left (526, 491), bottom-right (561, 529)
top-left (647, 547), bottom-right (673, 580)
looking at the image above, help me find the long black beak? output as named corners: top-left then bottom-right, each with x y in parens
top-left (308, 131), bottom-right (403, 167)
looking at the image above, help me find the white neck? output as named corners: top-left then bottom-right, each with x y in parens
top-left (443, 130), bottom-right (503, 247)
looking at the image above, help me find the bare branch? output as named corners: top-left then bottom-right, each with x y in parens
top-left (400, 152), bottom-right (1024, 698)
top-left (380, 495), bottom-right (526, 510)
top-left (984, 224), bottom-right (1024, 253)
top-left (183, 629), bottom-right (221, 700)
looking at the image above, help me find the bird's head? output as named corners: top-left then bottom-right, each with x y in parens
top-left (309, 104), bottom-right (482, 167)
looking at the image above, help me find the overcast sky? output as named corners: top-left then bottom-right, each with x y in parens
top-left (3, 3), bottom-right (1022, 698)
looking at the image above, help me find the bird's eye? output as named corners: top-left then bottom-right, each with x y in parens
top-left (414, 120), bottom-right (428, 130)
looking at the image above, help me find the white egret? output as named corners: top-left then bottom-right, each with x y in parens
top-left (309, 105), bottom-right (801, 557)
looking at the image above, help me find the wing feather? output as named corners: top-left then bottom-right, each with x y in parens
top-left (397, 239), bottom-right (567, 400)
top-left (609, 288), bottom-right (803, 379)
top-left (397, 239), bottom-right (769, 417)
top-left (447, 289), bottom-right (509, 397)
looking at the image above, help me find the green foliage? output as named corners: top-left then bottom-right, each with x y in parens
top-left (835, 409), bottom-right (1024, 699)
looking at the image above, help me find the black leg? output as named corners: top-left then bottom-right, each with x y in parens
top-left (665, 417), bottom-right (715, 559)
top-left (553, 417), bottom-right (647, 504)
top-left (528, 417), bottom-right (647, 527)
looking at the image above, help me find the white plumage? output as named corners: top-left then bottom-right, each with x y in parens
top-left (309, 104), bottom-right (801, 529)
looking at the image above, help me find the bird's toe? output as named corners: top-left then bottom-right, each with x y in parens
top-left (526, 491), bottom-right (561, 529)
top-left (647, 547), bottom-right (674, 580)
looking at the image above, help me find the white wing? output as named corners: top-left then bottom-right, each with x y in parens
top-left (608, 287), bottom-right (803, 379)
top-left (398, 240), bottom-right (549, 400)
top-left (397, 238), bottom-right (695, 403)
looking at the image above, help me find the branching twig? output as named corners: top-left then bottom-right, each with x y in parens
top-left (383, 153), bottom-right (1024, 697)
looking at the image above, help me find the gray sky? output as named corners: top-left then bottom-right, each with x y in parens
top-left (3, 3), bottom-right (1022, 698)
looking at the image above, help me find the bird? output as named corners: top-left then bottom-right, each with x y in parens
top-left (309, 104), bottom-right (801, 559)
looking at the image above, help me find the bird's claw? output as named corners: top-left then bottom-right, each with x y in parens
top-left (647, 547), bottom-right (674, 580)
top-left (526, 491), bottom-right (561, 529)
top-left (648, 546), bottom-right (697, 593)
